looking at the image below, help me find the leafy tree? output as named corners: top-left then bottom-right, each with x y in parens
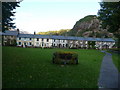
top-left (2, 2), bottom-right (20, 32)
top-left (57, 29), bottom-right (70, 35)
top-left (37, 29), bottom-right (70, 35)
top-left (88, 41), bottom-right (95, 49)
top-left (98, 2), bottom-right (120, 47)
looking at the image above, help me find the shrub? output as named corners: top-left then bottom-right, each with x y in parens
top-left (52, 51), bottom-right (78, 65)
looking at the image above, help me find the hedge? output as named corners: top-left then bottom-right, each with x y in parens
top-left (52, 51), bottom-right (78, 65)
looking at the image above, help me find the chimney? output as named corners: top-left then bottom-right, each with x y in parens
top-left (17, 29), bottom-right (19, 35)
top-left (34, 31), bottom-right (36, 35)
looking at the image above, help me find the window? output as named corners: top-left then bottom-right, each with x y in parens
top-left (63, 44), bottom-right (64, 47)
top-left (19, 42), bottom-right (21, 45)
top-left (80, 41), bottom-right (82, 44)
top-left (4, 36), bottom-right (6, 38)
top-left (11, 36), bottom-right (14, 38)
top-left (19, 37), bottom-right (21, 40)
top-left (24, 42), bottom-right (27, 45)
top-left (54, 39), bottom-right (55, 42)
top-left (37, 38), bottom-right (39, 41)
top-left (46, 43), bottom-right (49, 47)
top-left (44, 44), bottom-right (46, 47)
top-left (47, 39), bottom-right (49, 42)
top-left (29, 42), bottom-right (31, 45)
top-left (42, 42), bottom-right (44, 46)
top-left (42, 38), bottom-right (44, 41)
top-left (36, 42), bottom-right (39, 46)
top-left (66, 44), bottom-right (68, 47)
top-left (24, 38), bottom-right (26, 40)
top-left (30, 38), bottom-right (31, 40)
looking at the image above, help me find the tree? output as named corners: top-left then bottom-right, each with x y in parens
top-left (98, 2), bottom-right (120, 48)
top-left (37, 29), bottom-right (70, 35)
top-left (2, 2), bottom-right (20, 32)
top-left (88, 41), bottom-right (95, 49)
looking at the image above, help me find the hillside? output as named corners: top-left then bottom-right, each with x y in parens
top-left (67, 15), bottom-right (113, 38)
top-left (37, 29), bottom-right (70, 35)
top-left (37, 15), bottom-right (113, 38)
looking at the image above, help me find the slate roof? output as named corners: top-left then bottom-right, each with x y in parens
top-left (66, 36), bottom-right (77, 40)
top-left (35, 35), bottom-right (51, 39)
top-left (76, 37), bottom-right (85, 41)
top-left (18, 34), bottom-right (34, 38)
top-left (17, 34), bottom-right (116, 42)
top-left (95, 38), bottom-right (102, 41)
top-left (0, 32), bottom-right (3, 35)
top-left (51, 35), bottom-right (68, 40)
top-left (3, 30), bottom-right (18, 36)
top-left (100, 38), bottom-right (115, 42)
top-left (2, 30), bottom-right (115, 42)
top-left (0, 31), bottom-right (18, 36)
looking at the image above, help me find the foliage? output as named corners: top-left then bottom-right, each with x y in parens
top-left (2, 2), bottom-right (20, 32)
top-left (3, 47), bottom-right (105, 88)
top-left (4, 38), bottom-right (17, 46)
top-left (12, 39), bottom-right (17, 46)
top-left (6, 39), bottom-right (11, 46)
top-left (88, 41), bottom-right (96, 49)
top-left (98, 2), bottom-right (120, 34)
top-left (53, 51), bottom-right (78, 64)
top-left (67, 29), bottom-right (77, 36)
top-left (37, 29), bottom-right (70, 36)
top-left (98, 2), bottom-right (120, 47)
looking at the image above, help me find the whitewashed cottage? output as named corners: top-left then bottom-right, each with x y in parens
top-left (1, 30), bottom-right (115, 49)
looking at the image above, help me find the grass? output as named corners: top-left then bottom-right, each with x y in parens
top-left (108, 51), bottom-right (120, 72)
top-left (2, 46), bottom-right (105, 88)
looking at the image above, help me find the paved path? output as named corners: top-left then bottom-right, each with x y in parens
top-left (98, 51), bottom-right (118, 89)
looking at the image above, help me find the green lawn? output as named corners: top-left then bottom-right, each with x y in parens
top-left (111, 52), bottom-right (120, 72)
top-left (107, 50), bottom-right (120, 72)
top-left (2, 46), bottom-right (105, 88)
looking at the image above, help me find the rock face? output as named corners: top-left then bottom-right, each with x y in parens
top-left (68, 15), bottom-right (113, 38)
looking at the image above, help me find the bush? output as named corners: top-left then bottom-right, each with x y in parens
top-left (52, 51), bottom-right (78, 65)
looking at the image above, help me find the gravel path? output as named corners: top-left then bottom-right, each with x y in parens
top-left (98, 51), bottom-right (118, 89)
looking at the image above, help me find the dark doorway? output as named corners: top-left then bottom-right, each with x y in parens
top-left (66, 44), bottom-right (68, 48)
top-left (59, 44), bottom-right (62, 48)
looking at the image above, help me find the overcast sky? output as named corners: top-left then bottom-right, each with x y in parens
top-left (14, 0), bottom-right (101, 34)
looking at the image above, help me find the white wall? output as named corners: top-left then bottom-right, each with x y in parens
top-left (17, 37), bottom-right (33, 46)
top-left (16, 37), bottom-right (115, 49)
